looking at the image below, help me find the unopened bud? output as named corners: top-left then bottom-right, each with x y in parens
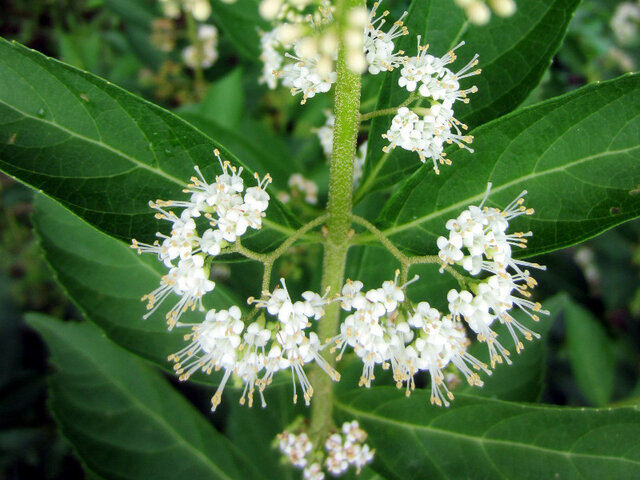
top-left (348, 6), bottom-right (369, 28)
top-left (297, 37), bottom-right (318, 59)
top-left (316, 55), bottom-right (334, 77)
top-left (490, 0), bottom-right (516, 17)
top-left (347, 50), bottom-right (367, 73)
top-left (466, 1), bottom-right (491, 25)
top-left (259, 0), bottom-right (283, 20)
top-left (190, 0), bottom-right (211, 21)
top-left (276, 23), bottom-right (302, 45)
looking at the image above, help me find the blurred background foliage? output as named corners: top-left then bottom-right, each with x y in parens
top-left (1, 0), bottom-right (639, 477)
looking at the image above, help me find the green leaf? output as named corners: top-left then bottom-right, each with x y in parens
top-left (103, 0), bottom-right (156, 28)
top-left (336, 388), bottom-right (640, 479)
top-left (27, 313), bottom-right (266, 480)
top-left (32, 193), bottom-right (239, 382)
top-left (177, 112), bottom-right (296, 188)
top-left (356, 0), bottom-right (580, 198)
top-left (0, 39), bottom-right (298, 252)
top-left (565, 299), bottom-right (615, 406)
top-left (226, 385), bottom-right (305, 480)
top-left (212, 0), bottom-right (268, 59)
top-left (196, 68), bottom-right (245, 130)
top-left (376, 74), bottom-right (640, 257)
top-left (103, 0), bottom-right (166, 69)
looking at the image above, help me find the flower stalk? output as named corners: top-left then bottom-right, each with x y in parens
top-left (310, 0), bottom-right (364, 442)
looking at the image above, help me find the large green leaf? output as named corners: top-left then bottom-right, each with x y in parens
top-left (0, 39), bottom-right (298, 252)
top-left (374, 74), bottom-right (640, 257)
top-left (356, 0), bottom-right (580, 199)
top-left (565, 299), bottom-right (615, 407)
top-left (212, 0), bottom-right (268, 59)
top-left (335, 388), bottom-right (640, 479)
top-left (27, 314), bottom-right (266, 480)
top-left (32, 193), bottom-right (241, 383)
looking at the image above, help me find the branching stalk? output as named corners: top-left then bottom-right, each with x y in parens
top-left (309, 0), bottom-right (363, 443)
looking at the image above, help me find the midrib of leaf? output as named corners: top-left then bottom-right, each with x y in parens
top-left (0, 97), bottom-right (185, 184)
top-left (356, 0), bottom-right (563, 202)
top-left (335, 397), bottom-right (640, 468)
top-left (46, 325), bottom-right (238, 480)
top-left (382, 75), bottom-right (640, 233)
top-left (1, 52), bottom-right (296, 235)
top-left (382, 144), bottom-right (639, 236)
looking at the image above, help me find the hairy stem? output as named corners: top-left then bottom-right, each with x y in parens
top-left (309, 0), bottom-right (363, 442)
top-left (359, 93), bottom-right (420, 121)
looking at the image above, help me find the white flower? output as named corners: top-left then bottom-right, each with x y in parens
top-left (133, 149), bottom-right (272, 332)
top-left (363, 2), bottom-right (408, 74)
top-left (183, 24), bottom-right (218, 69)
top-left (611, 2), bottom-right (640, 45)
top-left (315, 111), bottom-right (335, 158)
top-left (183, 0), bottom-right (212, 21)
top-left (414, 313), bottom-right (488, 406)
top-left (278, 431), bottom-right (313, 468)
top-left (250, 279), bottom-right (339, 405)
top-left (259, 28), bottom-right (284, 89)
top-left (353, 140), bottom-right (367, 186)
top-left (288, 173), bottom-right (319, 204)
top-left (303, 462), bottom-right (325, 480)
top-left (280, 46), bottom-right (337, 104)
top-left (438, 186), bottom-right (548, 367)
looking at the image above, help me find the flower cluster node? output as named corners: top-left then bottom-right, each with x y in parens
top-left (131, 150), bottom-right (271, 329)
top-left (278, 421), bottom-right (374, 479)
top-left (322, 188), bottom-right (546, 407)
top-left (383, 38), bottom-right (481, 173)
top-left (437, 185), bottom-right (548, 367)
top-left (259, 1), bottom-right (408, 102)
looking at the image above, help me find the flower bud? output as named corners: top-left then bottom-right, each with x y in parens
top-left (490, 0), bottom-right (516, 17)
top-left (191, 0), bottom-right (211, 21)
top-left (259, 0), bottom-right (283, 20)
top-left (466, 1), bottom-right (491, 25)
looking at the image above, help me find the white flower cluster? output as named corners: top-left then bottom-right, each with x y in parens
top-left (383, 39), bottom-right (481, 173)
top-left (165, 277), bottom-right (338, 411)
top-left (331, 272), bottom-right (488, 406)
top-left (259, 1), bottom-right (408, 103)
top-left (278, 421), bottom-right (374, 480)
top-left (437, 187), bottom-right (548, 367)
top-left (611, 1), bottom-right (640, 45)
top-left (328, 189), bottom-right (545, 406)
top-left (248, 280), bottom-right (340, 405)
top-left (363, 2), bottom-right (408, 74)
top-left (288, 173), bottom-right (319, 204)
top-left (315, 111), bottom-right (334, 157)
top-left (131, 149), bottom-right (271, 329)
top-left (182, 24), bottom-right (219, 69)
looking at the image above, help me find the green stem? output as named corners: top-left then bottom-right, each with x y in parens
top-left (309, 0), bottom-right (363, 442)
top-left (359, 93), bottom-right (420, 121)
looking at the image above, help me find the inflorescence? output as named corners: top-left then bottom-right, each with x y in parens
top-left (133, 152), bottom-right (546, 412)
top-left (259, 1), bottom-right (481, 174)
top-left (278, 421), bottom-right (374, 479)
top-left (136, 2), bottom-right (538, 476)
